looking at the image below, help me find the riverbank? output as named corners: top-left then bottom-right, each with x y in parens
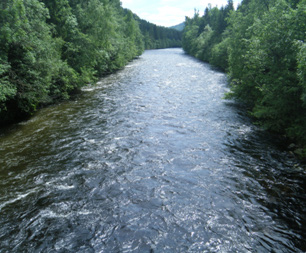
top-left (0, 0), bottom-right (182, 127)
top-left (182, 0), bottom-right (306, 157)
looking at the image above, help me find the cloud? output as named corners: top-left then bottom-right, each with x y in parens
top-left (121, 0), bottom-right (242, 27)
top-left (139, 6), bottom-right (189, 27)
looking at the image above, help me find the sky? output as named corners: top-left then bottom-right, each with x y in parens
top-left (121, 0), bottom-right (242, 27)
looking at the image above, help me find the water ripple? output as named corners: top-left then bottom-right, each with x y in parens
top-left (0, 49), bottom-right (305, 252)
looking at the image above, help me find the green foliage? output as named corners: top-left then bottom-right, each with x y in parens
top-left (0, 0), bottom-right (182, 125)
top-left (2, 0), bottom-right (173, 125)
top-left (0, 61), bottom-right (16, 108)
top-left (297, 41), bottom-right (306, 106)
top-left (182, 2), bottom-right (233, 68)
top-left (229, 0), bottom-right (306, 143)
top-left (120, 9), bottom-right (144, 62)
top-left (0, 0), bottom-right (61, 121)
top-left (182, 0), bottom-right (306, 147)
top-left (182, 13), bottom-right (201, 55)
top-left (210, 37), bottom-right (230, 71)
top-left (195, 25), bottom-right (214, 61)
top-left (137, 16), bottom-right (182, 49)
top-left (170, 22), bottom-right (185, 32)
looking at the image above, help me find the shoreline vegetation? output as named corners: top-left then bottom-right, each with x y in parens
top-left (0, 0), bottom-right (181, 126)
top-left (182, 0), bottom-right (306, 159)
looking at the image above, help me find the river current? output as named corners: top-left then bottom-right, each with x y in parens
top-left (0, 49), bottom-right (305, 252)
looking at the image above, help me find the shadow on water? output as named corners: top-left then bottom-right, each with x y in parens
top-left (223, 100), bottom-right (306, 251)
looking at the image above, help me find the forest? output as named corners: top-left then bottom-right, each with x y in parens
top-left (0, 0), bottom-right (181, 125)
top-left (182, 0), bottom-right (306, 155)
top-left (137, 17), bottom-right (182, 49)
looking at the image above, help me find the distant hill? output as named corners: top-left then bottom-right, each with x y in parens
top-left (131, 12), bottom-right (182, 49)
top-left (170, 22), bottom-right (185, 31)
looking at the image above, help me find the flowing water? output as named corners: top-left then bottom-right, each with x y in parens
top-left (0, 49), bottom-right (305, 252)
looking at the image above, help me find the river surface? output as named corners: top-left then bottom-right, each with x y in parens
top-left (0, 49), bottom-right (305, 252)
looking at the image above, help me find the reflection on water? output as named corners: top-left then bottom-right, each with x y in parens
top-left (0, 49), bottom-right (305, 252)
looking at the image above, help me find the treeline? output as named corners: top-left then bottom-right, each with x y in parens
top-left (136, 17), bottom-right (182, 49)
top-left (183, 2), bottom-right (234, 69)
top-left (183, 0), bottom-right (306, 150)
top-left (0, 0), bottom-right (181, 125)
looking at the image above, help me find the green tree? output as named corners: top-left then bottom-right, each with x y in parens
top-left (182, 0), bottom-right (306, 148)
top-left (182, 12), bottom-right (201, 55)
top-left (195, 24), bottom-right (214, 61)
top-left (123, 10), bottom-right (144, 59)
top-left (210, 36), bottom-right (230, 71)
top-left (0, 0), bottom-right (64, 123)
top-left (227, 0), bottom-right (306, 143)
top-left (0, 0), bottom-right (148, 125)
top-left (182, 1), bottom-right (234, 65)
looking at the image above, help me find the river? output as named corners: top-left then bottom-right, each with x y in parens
top-left (0, 48), bottom-right (305, 252)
